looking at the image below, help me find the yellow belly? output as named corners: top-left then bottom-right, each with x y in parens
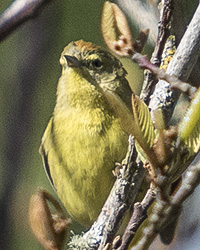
top-left (45, 108), bottom-right (128, 227)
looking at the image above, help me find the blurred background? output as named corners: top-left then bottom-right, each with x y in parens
top-left (0, 0), bottom-right (199, 250)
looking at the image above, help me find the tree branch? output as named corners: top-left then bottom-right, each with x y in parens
top-left (0, 0), bottom-right (55, 41)
top-left (67, 137), bottom-right (145, 250)
top-left (116, 188), bottom-right (156, 250)
top-left (131, 148), bottom-right (200, 250)
top-left (140, 0), bottom-right (174, 104)
top-left (149, 3), bottom-right (200, 124)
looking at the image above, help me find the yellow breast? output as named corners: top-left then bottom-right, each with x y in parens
top-left (40, 69), bottom-right (129, 226)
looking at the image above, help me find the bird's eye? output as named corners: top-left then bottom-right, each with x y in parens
top-left (92, 59), bottom-right (102, 68)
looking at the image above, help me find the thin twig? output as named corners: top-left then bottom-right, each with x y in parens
top-left (152, 0), bottom-right (174, 66)
top-left (172, 150), bottom-right (200, 205)
top-left (117, 189), bottom-right (156, 250)
top-left (130, 148), bottom-right (200, 249)
top-left (140, 0), bottom-right (174, 104)
top-left (0, 0), bottom-right (55, 41)
top-left (139, 149), bottom-right (200, 249)
top-left (132, 53), bottom-right (197, 99)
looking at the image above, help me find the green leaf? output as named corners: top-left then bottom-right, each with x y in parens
top-left (178, 87), bottom-right (200, 152)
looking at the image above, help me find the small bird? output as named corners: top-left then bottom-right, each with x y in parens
top-left (39, 40), bottom-right (133, 227)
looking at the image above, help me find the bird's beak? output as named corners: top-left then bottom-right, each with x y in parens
top-left (64, 55), bottom-right (81, 68)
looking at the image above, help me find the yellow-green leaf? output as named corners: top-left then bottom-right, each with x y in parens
top-left (101, 1), bottom-right (133, 56)
top-left (178, 87), bottom-right (200, 152)
top-left (131, 93), bottom-right (155, 152)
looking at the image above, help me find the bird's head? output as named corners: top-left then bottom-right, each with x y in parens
top-left (59, 40), bottom-right (127, 92)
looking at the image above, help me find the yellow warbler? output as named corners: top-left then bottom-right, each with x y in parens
top-left (39, 40), bottom-right (133, 227)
